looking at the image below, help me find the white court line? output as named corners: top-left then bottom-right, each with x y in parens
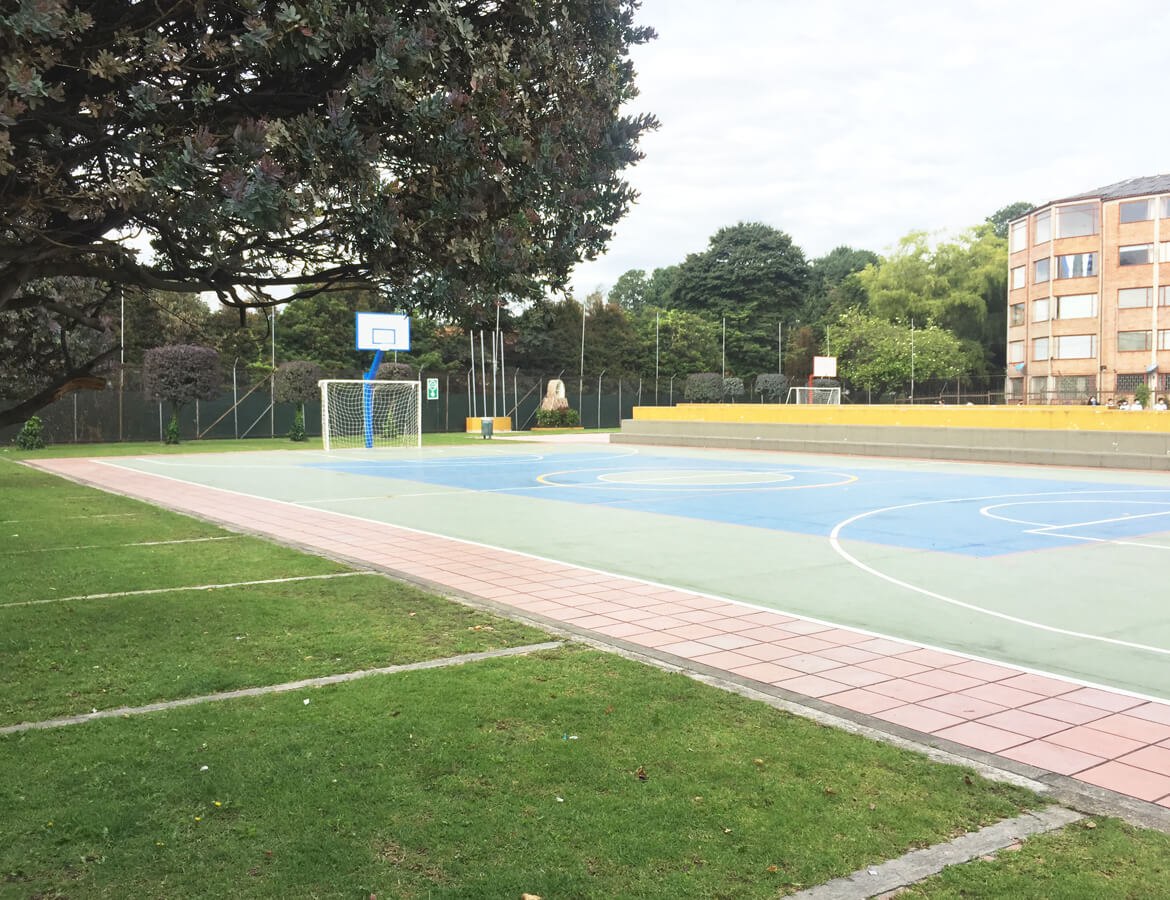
top-left (79, 458), bottom-right (1170, 706)
top-left (0, 571), bottom-right (369, 609)
top-left (830, 488), bottom-right (1170, 657)
top-left (3, 536), bottom-right (239, 555)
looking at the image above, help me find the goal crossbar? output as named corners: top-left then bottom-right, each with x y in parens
top-left (319, 379), bottom-right (421, 450)
top-left (786, 386), bottom-right (841, 405)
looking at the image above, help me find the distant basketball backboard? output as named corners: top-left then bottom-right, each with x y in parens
top-left (355, 312), bottom-right (411, 351)
top-left (812, 355), bottom-right (837, 378)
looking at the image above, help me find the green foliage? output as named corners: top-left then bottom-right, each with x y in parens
top-left (164, 410), bottom-right (181, 445)
top-left (754, 373), bottom-right (789, 402)
top-left (2, 0), bottom-right (658, 427)
top-left (827, 309), bottom-right (974, 396)
top-left (273, 360), bottom-right (324, 405)
top-left (684, 373), bottom-right (723, 403)
top-left (608, 269), bottom-right (649, 312)
top-left (534, 408), bottom-right (580, 427)
top-left (1135, 383), bottom-right (1152, 409)
top-left (381, 410), bottom-right (400, 439)
top-left (670, 223), bottom-right (809, 374)
top-left (14, 415), bottom-right (45, 449)
top-left (986, 201), bottom-right (1034, 239)
top-left (634, 307), bottom-right (720, 376)
top-left (288, 405), bottom-right (307, 442)
top-left (376, 361), bottom-right (415, 381)
top-left (722, 376), bottom-right (745, 400)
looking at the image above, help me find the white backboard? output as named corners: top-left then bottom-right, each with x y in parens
top-left (812, 355), bottom-right (837, 378)
top-left (355, 312), bottom-right (411, 351)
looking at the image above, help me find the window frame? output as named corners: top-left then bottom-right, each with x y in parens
top-left (1011, 265), bottom-right (1026, 289)
top-left (1034, 257), bottom-right (1050, 283)
top-left (1009, 219), bottom-right (1028, 253)
top-left (1119, 199), bottom-right (1153, 223)
top-left (1117, 287), bottom-right (1152, 309)
top-left (1032, 337), bottom-right (1049, 361)
top-left (1034, 210), bottom-right (1051, 244)
top-left (1117, 330), bottom-right (1152, 352)
top-left (1119, 244), bottom-right (1153, 266)
top-left (1008, 339), bottom-right (1024, 363)
top-left (1053, 334), bottom-right (1097, 359)
top-left (1032, 298), bottom-right (1050, 322)
top-left (1055, 293), bottom-right (1097, 320)
top-left (1056, 252), bottom-right (1097, 279)
top-left (1055, 203), bottom-right (1099, 238)
top-left (1010, 304), bottom-right (1025, 326)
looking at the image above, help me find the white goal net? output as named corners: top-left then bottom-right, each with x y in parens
top-left (785, 386), bottom-right (842, 405)
top-left (319, 380), bottom-right (421, 450)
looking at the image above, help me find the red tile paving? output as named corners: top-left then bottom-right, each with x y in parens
top-left (29, 455), bottom-right (1170, 811)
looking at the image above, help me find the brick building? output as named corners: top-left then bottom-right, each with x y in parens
top-left (1006, 174), bottom-right (1170, 404)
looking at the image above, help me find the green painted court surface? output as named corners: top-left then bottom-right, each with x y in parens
top-left (98, 443), bottom-right (1170, 702)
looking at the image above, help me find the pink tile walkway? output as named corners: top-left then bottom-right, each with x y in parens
top-left (32, 456), bottom-right (1170, 811)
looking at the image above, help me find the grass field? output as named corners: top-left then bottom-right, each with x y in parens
top-left (3, 449), bottom-right (1170, 898)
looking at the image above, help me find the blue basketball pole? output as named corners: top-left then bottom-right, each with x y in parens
top-left (363, 349), bottom-right (383, 449)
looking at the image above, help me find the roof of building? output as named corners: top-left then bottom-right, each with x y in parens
top-left (1028, 174), bottom-right (1170, 215)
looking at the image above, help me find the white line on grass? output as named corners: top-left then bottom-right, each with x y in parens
top-left (0, 641), bottom-right (564, 734)
top-left (2, 536), bottom-right (240, 555)
top-left (79, 458), bottom-right (1170, 706)
top-left (0, 571), bottom-right (369, 609)
top-left (1, 512), bottom-right (138, 523)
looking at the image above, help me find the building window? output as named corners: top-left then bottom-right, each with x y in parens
top-left (1033, 298), bottom-right (1049, 322)
top-left (1056, 252), bottom-right (1096, 278)
top-left (1162, 286), bottom-right (1170, 306)
top-left (1034, 258), bottom-right (1050, 282)
top-left (1057, 375), bottom-right (1096, 402)
top-left (1056, 203), bottom-right (1099, 238)
top-left (1033, 337), bottom-right (1049, 360)
top-left (1119, 199), bottom-right (1153, 223)
top-left (1011, 266), bottom-right (1026, 289)
top-left (1160, 242), bottom-right (1170, 263)
top-left (1119, 244), bottom-right (1153, 266)
top-left (1034, 210), bottom-right (1051, 244)
top-left (1008, 377), bottom-right (1024, 399)
top-left (1118, 287), bottom-right (1152, 308)
top-left (1010, 304), bottom-right (1025, 326)
top-left (1029, 376), bottom-right (1048, 400)
top-left (1117, 330), bottom-right (1152, 352)
top-left (1054, 335), bottom-right (1096, 359)
top-left (1162, 373), bottom-right (1170, 392)
top-left (1008, 340), bottom-right (1024, 362)
top-left (1055, 293), bottom-right (1097, 319)
top-left (1159, 330), bottom-right (1170, 351)
top-left (1117, 373), bottom-right (1146, 394)
top-left (1010, 219), bottom-right (1027, 252)
top-left (1162, 197), bottom-right (1170, 218)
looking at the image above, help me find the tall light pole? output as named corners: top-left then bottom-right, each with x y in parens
top-left (579, 298), bottom-right (586, 409)
top-left (655, 310), bottom-right (660, 405)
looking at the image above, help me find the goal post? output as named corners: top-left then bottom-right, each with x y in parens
top-left (785, 386), bottom-right (842, 405)
top-left (318, 380), bottom-right (421, 450)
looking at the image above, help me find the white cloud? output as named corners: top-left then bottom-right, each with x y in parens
top-left (569, 0), bottom-right (1170, 295)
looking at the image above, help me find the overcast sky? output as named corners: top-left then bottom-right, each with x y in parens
top-left (567, 0), bottom-right (1170, 297)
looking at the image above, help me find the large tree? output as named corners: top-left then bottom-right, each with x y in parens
top-left (0, 0), bottom-right (657, 426)
top-left (668, 223), bottom-right (808, 375)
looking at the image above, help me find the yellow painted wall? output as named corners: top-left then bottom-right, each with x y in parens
top-left (631, 404), bottom-right (1170, 433)
top-left (465, 416), bottom-right (512, 433)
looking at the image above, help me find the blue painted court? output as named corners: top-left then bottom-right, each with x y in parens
top-left (307, 450), bottom-right (1170, 558)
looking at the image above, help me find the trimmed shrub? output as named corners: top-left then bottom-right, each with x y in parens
top-left (376, 361), bottom-right (414, 381)
top-left (142, 344), bottom-right (222, 444)
top-left (684, 372), bottom-right (722, 403)
top-left (534, 408), bottom-right (581, 428)
top-left (754, 373), bottom-right (789, 402)
top-left (274, 360), bottom-right (323, 442)
top-left (273, 360), bottom-right (324, 405)
top-left (723, 376), bottom-right (745, 401)
top-left (15, 415), bottom-right (45, 449)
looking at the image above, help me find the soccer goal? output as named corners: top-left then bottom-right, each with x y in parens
top-left (319, 380), bottom-right (421, 450)
top-left (785, 386), bottom-right (842, 405)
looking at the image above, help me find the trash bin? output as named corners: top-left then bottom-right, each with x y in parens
top-left (480, 417), bottom-right (493, 439)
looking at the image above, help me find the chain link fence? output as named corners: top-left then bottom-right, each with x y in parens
top-left (15, 368), bottom-right (1165, 446)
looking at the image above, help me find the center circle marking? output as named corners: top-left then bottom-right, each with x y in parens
top-left (596, 469), bottom-right (795, 487)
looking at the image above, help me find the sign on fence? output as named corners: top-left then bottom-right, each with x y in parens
top-left (426, 378), bottom-right (439, 400)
